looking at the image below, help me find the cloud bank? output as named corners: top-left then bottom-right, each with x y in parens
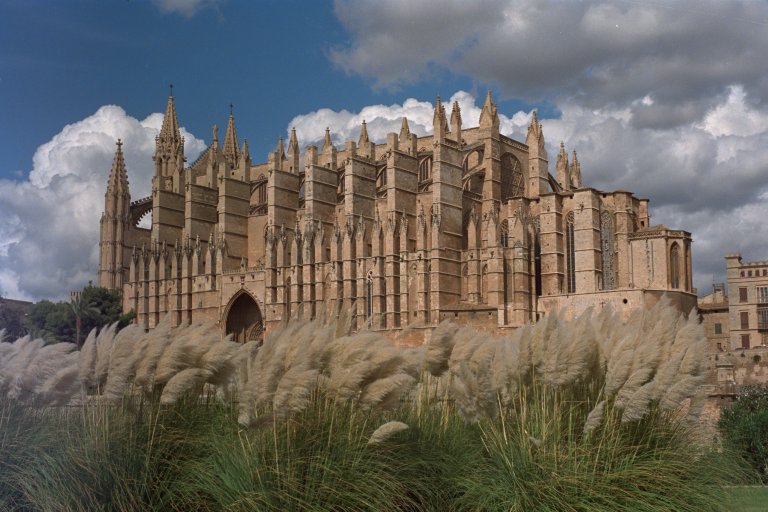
top-left (0, 106), bottom-right (205, 301)
top-left (289, 85), bottom-right (768, 296)
top-left (321, 0), bottom-right (768, 295)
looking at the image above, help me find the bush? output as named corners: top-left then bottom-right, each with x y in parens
top-left (719, 385), bottom-right (768, 482)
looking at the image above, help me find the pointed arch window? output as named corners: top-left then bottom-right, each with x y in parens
top-left (534, 216), bottom-right (542, 297)
top-left (500, 219), bottom-right (509, 248)
top-left (601, 211), bottom-right (615, 290)
top-left (566, 212), bottom-right (576, 294)
top-left (481, 264), bottom-right (489, 304)
top-left (337, 170), bottom-right (345, 203)
top-left (501, 153), bottom-right (524, 200)
top-left (376, 163), bottom-right (387, 198)
top-left (461, 263), bottom-right (468, 301)
top-left (418, 155), bottom-right (433, 183)
top-left (670, 243), bottom-right (681, 289)
top-left (366, 272), bottom-right (374, 324)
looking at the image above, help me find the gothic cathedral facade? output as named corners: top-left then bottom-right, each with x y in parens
top-left (99, 92), bottom-right (696, 343)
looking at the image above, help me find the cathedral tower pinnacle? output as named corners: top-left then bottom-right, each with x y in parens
top-left (153, 90), bottom-right (185, 190)
top-left (556, 142), bottom-right (571, 191)
top-left (99, 139), bottom-right (132, 290)
top-left (222, 105), bottom-right (240, 168)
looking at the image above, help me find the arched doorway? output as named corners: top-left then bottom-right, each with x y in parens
top-left (225, 292), bottom-right (263, 343)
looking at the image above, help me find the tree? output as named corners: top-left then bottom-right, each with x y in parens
top-left (0, 302), bottom-right (27, 340)
top-left (719, 385), bottom-right (768, 482)
top-left (24, 284), bottom-right (135, 345)
top-left (69, 294), bottom-right (99, 347)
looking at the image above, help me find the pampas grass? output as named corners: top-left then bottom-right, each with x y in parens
top-left (0, 296), bottom-right (741, 511)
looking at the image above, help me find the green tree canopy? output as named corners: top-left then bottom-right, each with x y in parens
top-left (22, 284), bottom-right (134, 345)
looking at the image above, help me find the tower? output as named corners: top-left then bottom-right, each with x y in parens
top-left (99, 139), bottom-right (131, 290)
top-left (152, 90), bottom-right (185, 193)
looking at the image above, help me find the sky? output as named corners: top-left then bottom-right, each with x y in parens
top-left (1, 0), bottom-right (768, 301)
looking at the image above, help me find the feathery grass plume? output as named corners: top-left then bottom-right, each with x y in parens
top-left (92, 322), bottom-right (119, 389)
top-left (425, 321), bottom-right (459, 376)
top-left (160, 368), bottom-right (214, 404)
top-left (198, 335), bottom-right (241, 386)
top-left (583, 399), bottom-right (606, 433)
top-left (77, 328), bottom-right (98, 389)
top-left (367, 421), bottom-right (409, 445)
top-left (133, 315), bottom-right (174, 390)
top-left (155, 324), bottom-right (221, 386)
top-left (38, 354), bottom-right (82, 406)
top-left (358, 372), bottom-right (416, 410)
top-left (489, 332), bottom-right (521, 408)
top-left (103, 323), bottom-right (145, 399)
top-left (10, 341), bottom-right (79, 402)
top-left (271, 367), bottom-right (320, 415)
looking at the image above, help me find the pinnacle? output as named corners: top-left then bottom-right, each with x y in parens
top-left (159, 94), bottom-right (181, 142)
top-left (399, 117), bottom-right (411, 138)
top-left (107, 138), bottom-right (129, 195)
top-left (223, 109), bottom-right (240, 165)
top-left (288, 127), bottom-right (299, 154)
top-left (323, 127), bottom-right (333, 150)
top-left (358, 119), bottom-right (370, 146)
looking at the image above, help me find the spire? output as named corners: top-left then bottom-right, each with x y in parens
top-left (159, 92), bottom-right (181, 143)
top-left (433, 96), bottom-right (447, 141)
top-left (154, 90), bottom-right (185, 179)
top-left (479, 90), bottom-right (499, 130)
top-left (358, 119), bottom-right (370, 146)
top-left (240, 138), bottom-right (250, 162)
top-left (287, 127), bottom-right (300, 173)
top-left (277, 136), bottom-right (285, 158)
top-left (107, 139), bottom-right (130, 195)
top-left (556, 142), bottom-right (571, 191)
top-left (323, 127), bottom-right (333, 151)
top-left (570, 150), bottom-right (582, 189)
top-left (288, 127), bottom-right (299, 154)
top-left (450, 100), bottom-right (462, 142)
top-left (399, 117), bottom-right (411, 140)
top-left (222, 106), bottom-right (240, 168)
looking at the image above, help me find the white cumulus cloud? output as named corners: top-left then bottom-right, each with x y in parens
top-left (0, 106), bottom-right (205, 301)
top-left (289, 89), bottom-right (768, 296)
top-left (152, 0), bottom-right (223, 17)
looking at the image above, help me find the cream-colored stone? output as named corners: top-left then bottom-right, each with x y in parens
top-left (99, 93), bottom-right (695, 343)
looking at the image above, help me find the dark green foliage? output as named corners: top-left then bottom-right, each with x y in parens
top-left (23, 284), bottom-right (134, 344)
top-left (719, 385), bottom-right (768, 482)
top-left (0, 388), bottom-right (741, 512)
top-left (0, 304), bottom-right (27, 339)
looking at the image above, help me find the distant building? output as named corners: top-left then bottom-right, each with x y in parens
top-left (699, 283), bottom-right (729, 352)
top-left (724, 253), bottom-right (768, 350)
top-left (98, 92), bottom-right (696, 342)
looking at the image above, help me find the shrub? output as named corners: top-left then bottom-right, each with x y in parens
top-left (719, 385), bottom-right (768, 482)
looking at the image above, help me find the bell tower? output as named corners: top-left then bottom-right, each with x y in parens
top-left (99, 139), bottom-right (131, 290)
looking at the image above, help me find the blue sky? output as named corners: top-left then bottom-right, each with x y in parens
top-left (2, 0), bottom-right (768, 300)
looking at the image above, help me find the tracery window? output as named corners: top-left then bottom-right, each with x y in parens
top-left (376, 163), bottom-right (387, 198)
top-left (298, 172), bottom-right (306, 209)
top-left (337, 170), bottom-right (345, 203)
top-left (670, 243), bottom-right (681, 289)
top-left (500, 219), bottom-right (509, 248)
top-left (501, 153), bottom-right (524, 200)
top-left (566, 212), bottom-right (576, 294)
top-left (534, 216), bottom-right (542, 297)
top-left (600, 211), bottom-right (615, 290)
top-left (418, 155), bottom-right (433, 183)
top-left (366, 272), bottom-right (374, 323)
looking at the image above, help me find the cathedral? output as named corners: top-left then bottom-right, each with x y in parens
top-left (98, 92), bottom-right (696, 343)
